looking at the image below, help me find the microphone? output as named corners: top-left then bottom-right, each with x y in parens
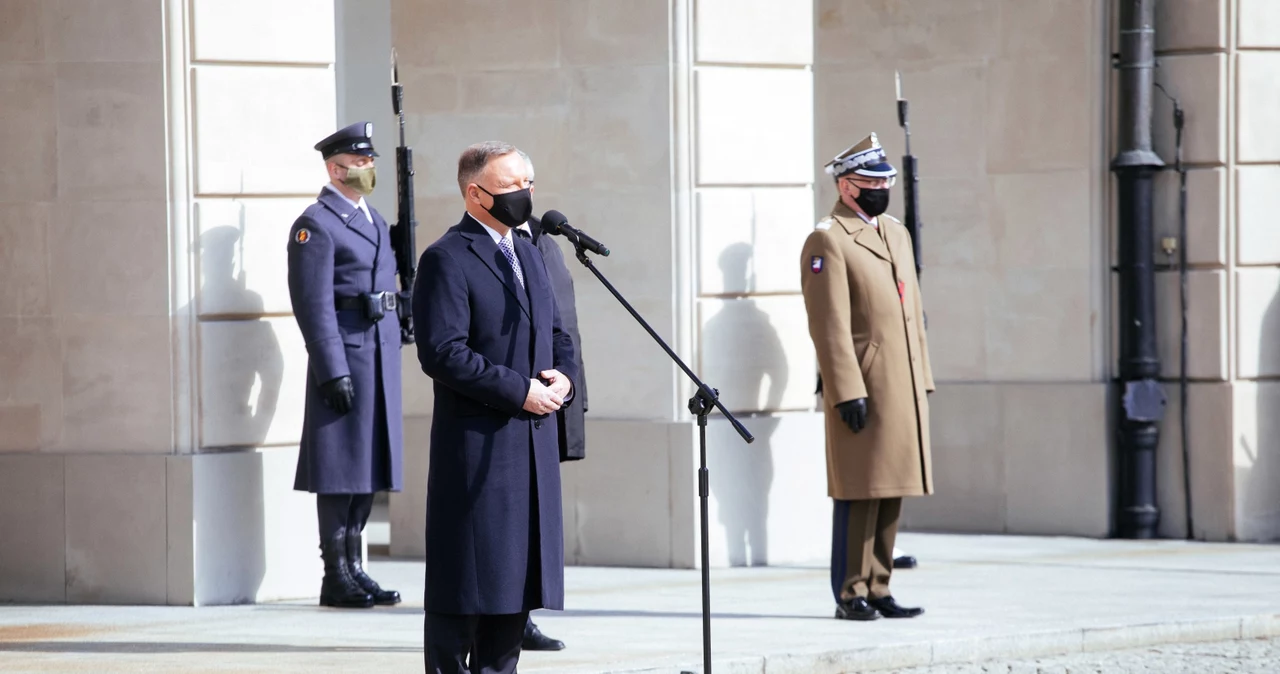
top-left (541, 210), bottom-right (610, 257)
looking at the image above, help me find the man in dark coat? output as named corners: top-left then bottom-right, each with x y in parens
top-left (413, 141), bottom-right (578, 674)
top-left (287, 121), bottom-right (404, 610)
top-left (514, 152), bottom-right (588, 653)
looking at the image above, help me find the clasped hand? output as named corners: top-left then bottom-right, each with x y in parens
top-left (523, 369), bottom-right (571, 416)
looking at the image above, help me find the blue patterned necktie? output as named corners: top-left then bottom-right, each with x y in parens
top-left (498, 235), bottom-right (525, 289)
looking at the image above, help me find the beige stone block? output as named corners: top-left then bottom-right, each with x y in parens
top-left (405, 110), bottom-right (570, 200)
top-left (1156, 382), bottom-right (1236, 541)
top-left (0, 202), bottom-right (50, 316)
top-left (199, 318), bottom-right (304, 449)
top-left (0, 64), bottom-right (56, 201)
top-left (390, 415), bottom-right (431, 558)
top-left (558, 0), bottom-right (670, 67)
top-left (992, 171), bottom-right (1092, 270)
top-left (696, 0), bottom-right (812, 65)
top-left (1233, 382), bottom-right (1280, 541)
top-left (1151, 54), bottom-right (1227, 167)
top-left (562, 420), bottom-right (680, 567)
top-left (193, 0), bottom-right (335, 64)
top-left (0, 318), bottom-right (62, 452)
top-left (58, 316), bottom-right (172, 453)
top-left (399, 70), bottom-right (460, 116)
top-left (1238, 53), bottom-right (1280, 163)
top-left (901, 384), bottom-right (1005, 533)
top-left (459, 70), bottom-right (570, 114)
top-left (568, 65), bottom-right (670, 193)
top-left (195, 199), bottom-right (310, 316)
top-left (987, 56), bottom-right (1092, 173)
top-left (816, 0), bottom-right (1000, 65)
top-left (998, 0), bottom-right (1093, 60)
top-left (0, 455), bottom-right (65, 602)
top-left (1239, 0), bottom-right (1280, 48)
top-left (706, 412), bottom-right (829, 567)
top-left (1154, 168), bottom-right (1226, 266)
top-left (1156, 270), bottom-right (1227, 381)
top-left (57, 62), bottom-right (166, 201)
top-left (1238, 166), bottom-right (1280, 265)
top-left (697, 187), bottom-right (814, 296)
top-left (986, 269), bottom-right (1094, 381)
top-left (1003, 384), bottom-right (1110, 536)
top-left (1237, 269), bottom-right (1280, 378)
top-left (51, 200), bottom-right (168, 316)
top-left (696, 68), bottom-right (813, 186)
top-left (1155, 0), bottom-right (1228, 51)
top-left (698, 296), bottom-right (815, 414)
top-left (813, 65), bottom-right (897, 213)
top-left (193, 66), bottom-right (336, 196)
top-left (915, 175), bottom-right (995, 270)
top-left (390, 0), bottom-right (559, 70)
top-left (551, 188), bottom-right (676, 419)
top-left (922, 267), bottom-right (994, 381)
top-left (189, 448), bottom-right (320, 604)
top-left (166, 455), bottom-right (195, 605)
top-left (0, 0), bottom-right (45, 62)
top-left (45, 0), bottom-right (163, 62)
top-left (65, 454), bottom-right (168, 603)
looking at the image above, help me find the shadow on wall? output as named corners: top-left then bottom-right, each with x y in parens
top-left (704, 242), bottom-right (787, 567)
top-left (1246, 283), bottom-right (1280, 542)
top-left (186, 223), bottom-right (285, 602)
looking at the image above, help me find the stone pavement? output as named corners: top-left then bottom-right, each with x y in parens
top-left (892, 637), bottom-right (1280, 673)
top-left (1, 533), bottom-right (1278, 673)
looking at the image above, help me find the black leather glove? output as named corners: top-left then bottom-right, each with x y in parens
top-left (320, 376), bottom-right (355, 415)
top-left (835, 398), bottom-right (867, 433)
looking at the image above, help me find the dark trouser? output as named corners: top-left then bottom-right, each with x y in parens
top-left (425, 611), bottom-right (528, 674)
top-left (831, 497), bottom-right (902, 602)
top-left (317, 493), bottom-right (376, 546)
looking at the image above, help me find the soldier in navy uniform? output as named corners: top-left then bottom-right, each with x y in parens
top-left (287, 122), bottom-right (404, 609)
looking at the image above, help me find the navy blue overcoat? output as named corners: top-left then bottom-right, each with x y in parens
top-left (412, 213), bottom-right (578, 615)
top-left (286, 188), bottom-right (404, 494)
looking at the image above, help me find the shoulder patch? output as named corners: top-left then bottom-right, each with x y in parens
top-left (295, 228), bottom-right (311, 245)
top-left (810, 256), bottom-right (824, 274)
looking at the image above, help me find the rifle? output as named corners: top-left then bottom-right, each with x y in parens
top-left (390, 50), bottom-right (417, 345)
top-left (896, 71), bottom-right (923, 278)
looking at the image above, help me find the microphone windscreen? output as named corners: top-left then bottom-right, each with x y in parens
top-left (541, 209), bottom-right (569, 234)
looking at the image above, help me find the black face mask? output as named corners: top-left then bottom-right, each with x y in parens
top-left (477, 185), bottom-right (533, 229)
top-left (854, 188), bottom-right (890, 218)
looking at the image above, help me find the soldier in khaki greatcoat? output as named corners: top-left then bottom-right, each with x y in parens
top-left (800, 133), bottom-right (935, 622)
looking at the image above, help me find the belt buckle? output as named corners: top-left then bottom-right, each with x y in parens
top-left (383, 293), bottom-right (396, 311)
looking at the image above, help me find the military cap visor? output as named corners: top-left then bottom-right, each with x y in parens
top-left (824, 132), bottom-right (898, 180)
top-left (315, 121), bottom-right (380, 160)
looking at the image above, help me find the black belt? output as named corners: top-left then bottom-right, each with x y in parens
top-left (335, 292), bottom-right (397, 314)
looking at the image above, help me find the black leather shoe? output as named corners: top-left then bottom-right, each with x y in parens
top-left (522, 620), bottom-right (565, 651)
top-left (869, 596), bottom-right (924, 619)
top-left (834, 597), bottom-right (880, 621)
top-left (893, 555), bottom-right (918, 569)
top-left (319, 530), bottom-right (374, 609)
top-left (346, 532), bottom-right (401, 605)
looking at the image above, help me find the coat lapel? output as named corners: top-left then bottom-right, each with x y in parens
top-left (459, 215), bottom-right (532, 319)
top-left (516, 236), bottom-right (547, 327)
top-left (318, 188), bottom-right (378, 247)
top-left (831, 200), bottom-right (892, 263)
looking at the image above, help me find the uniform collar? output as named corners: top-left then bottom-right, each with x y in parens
top-left (831, 199), bottom-right (879, 234)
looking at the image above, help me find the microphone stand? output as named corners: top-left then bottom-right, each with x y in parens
top-left (568, 240), bottom-right (754, 674)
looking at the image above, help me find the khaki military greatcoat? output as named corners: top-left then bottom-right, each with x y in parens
top-left (800, 200), bottom-right (935, 500)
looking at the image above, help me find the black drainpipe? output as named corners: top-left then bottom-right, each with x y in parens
top-left (1112, 0), bottom-right (1167, 539)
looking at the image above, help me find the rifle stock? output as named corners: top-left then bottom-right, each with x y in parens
top-left (391, 50), bottom-right (417, 345)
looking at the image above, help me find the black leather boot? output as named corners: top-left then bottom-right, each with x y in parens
top-left (319, 530), bottom-right (374, 609)
top-left (347, 531), bottom-right (401, 605)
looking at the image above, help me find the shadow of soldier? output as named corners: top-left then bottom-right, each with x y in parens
top-left (176, 223), bottom-right (286, 601)
top-left (704, 243), bottom-right (788, 567)
top-left (1244, 279), bottom-right (1280, 541)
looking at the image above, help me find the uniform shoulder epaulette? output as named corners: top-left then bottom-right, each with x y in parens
top-left (814, 217), bottom-right (835, 231)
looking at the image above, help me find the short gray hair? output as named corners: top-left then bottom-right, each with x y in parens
top-left (517, 150), bottom-right (535, 180)
top-left (457, 141), bottom-right (519, 195)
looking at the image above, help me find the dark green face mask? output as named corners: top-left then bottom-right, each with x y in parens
top-left (340, 163), bottom-right (377, 196)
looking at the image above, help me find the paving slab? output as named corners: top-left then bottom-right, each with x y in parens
top-left (1, 534), bottom-right (1278, 673)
